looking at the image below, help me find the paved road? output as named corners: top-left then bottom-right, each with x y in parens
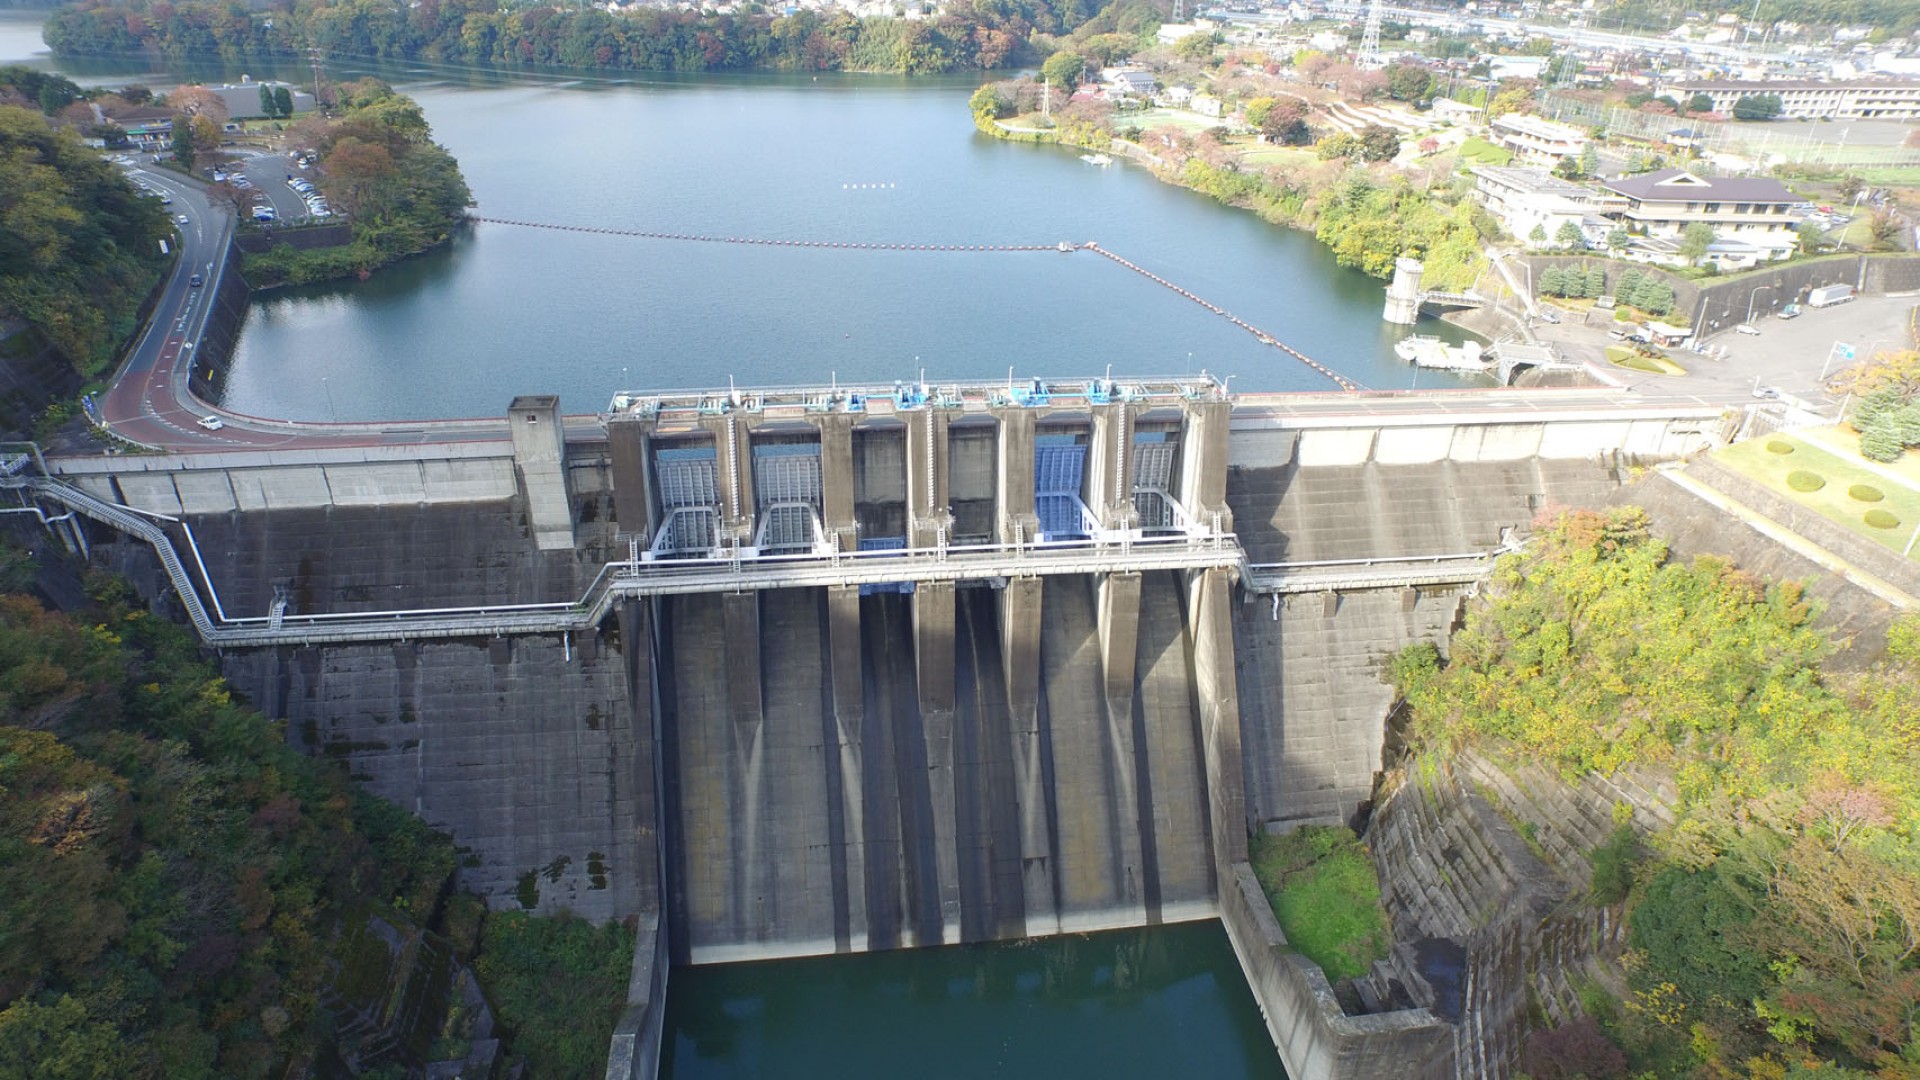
top-left (1529, 293), bottom-right (1920, 418)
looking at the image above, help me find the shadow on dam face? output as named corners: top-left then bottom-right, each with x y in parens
top-left (655, 572), bottom-right (1217, 965)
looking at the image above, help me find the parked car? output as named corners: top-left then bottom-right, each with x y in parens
top-left (1778, 303), bottom-right (1801, 319)
top-left (175, 213), bottom-right (189, 225)
top-left (197, 415), bottom-right (224, 430)
top-left (1735, 323), bottom-right (1760, 336)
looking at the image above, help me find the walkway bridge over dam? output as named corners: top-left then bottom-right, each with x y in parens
top-left (14, 377), bottom-right (1730, 1080)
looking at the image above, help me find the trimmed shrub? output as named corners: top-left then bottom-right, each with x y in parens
top-left (1766, 440), bottom-right (1795, 455)
top-left (1849, 484), bottom-right (1884, 502)
top-left (1866, 509), bottom-right (1901, 530)
top-left (1786, 471), bottom-right (1826, 492)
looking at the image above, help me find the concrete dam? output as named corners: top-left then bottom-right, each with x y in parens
top-left (23, 377), bottom-right (1728, 1078)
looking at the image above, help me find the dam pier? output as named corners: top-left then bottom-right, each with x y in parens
top-left (12, 376), bottom-right (1729, 1080)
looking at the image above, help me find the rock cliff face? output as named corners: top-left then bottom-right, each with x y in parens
top-left (1360, 751), bottom-right (1672, 1078)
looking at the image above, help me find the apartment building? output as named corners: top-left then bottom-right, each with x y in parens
top-left (1489, 113), bottom-right (1590, 167)
top-left (1665, 78), bottom-right (1920, 120)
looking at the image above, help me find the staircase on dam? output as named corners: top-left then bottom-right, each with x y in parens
top-left (5, 378), bottom-right (1733, 1080)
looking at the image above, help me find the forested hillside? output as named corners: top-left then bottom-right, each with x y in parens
top-left (1392, 507), bottom-right (1920, 1078)
top-left (0, 566), bottom-right (631, 1079)
top-left (0, 102), bottom-right (168, 378)
top-left (46, 0), bottom-right (1160, 74)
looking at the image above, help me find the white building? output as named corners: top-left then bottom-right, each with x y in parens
top-left (1664, 78), bottom-right (1920, 120)
top-left (1489, 113), bottom-right (1589, 167)
top-left (1598, 168), bottom-right (1799, 264)
top-left (1471, 166), bottom-right (1625, 249)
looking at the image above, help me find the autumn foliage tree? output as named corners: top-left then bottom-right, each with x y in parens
top-left (1392, 506), bottom-right (1920, 1074)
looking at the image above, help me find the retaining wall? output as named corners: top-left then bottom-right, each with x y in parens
top-left (1517, 253), bottom-right (1920, 333)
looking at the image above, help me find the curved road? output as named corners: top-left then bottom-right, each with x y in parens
top-left (89, 173), bottom-right (1781, 458)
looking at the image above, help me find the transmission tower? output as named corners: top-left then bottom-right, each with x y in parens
top-left (1357, 0), bottom-right (1384, 70)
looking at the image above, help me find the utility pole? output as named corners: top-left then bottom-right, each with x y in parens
top-left (308, 44), bottom-right (330, 112)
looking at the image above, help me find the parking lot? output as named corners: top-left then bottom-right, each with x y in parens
top-left (1533, 292), bottom-right (1918, 407)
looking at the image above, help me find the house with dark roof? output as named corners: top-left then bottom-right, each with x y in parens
top-left (1597, 168), bottom-right (1799, 265)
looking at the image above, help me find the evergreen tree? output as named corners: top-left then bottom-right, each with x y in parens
top-left (1583, 266), bottom-right (1605, 298)
top-left (273, 86), bottom-right (292, 118)
top-left (1529, 222), bottom-right (1548, 246)
top-left (1539, 266), bottom-right (1565, 296)
top-left (1617, 268), bottom-right (1642, 304)
top-left (259, 84), bottom-right (274, 118)
top-left (1555, 220), bottom-right (1586, 250)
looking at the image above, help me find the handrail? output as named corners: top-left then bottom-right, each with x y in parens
top-left (4, 473), bottom-right (1241, 645)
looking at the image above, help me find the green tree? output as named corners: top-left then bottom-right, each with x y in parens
top-left (1316, 131), bottom-right (1359, 160)
top-left (169, 123), bottom-right (194, 169)
top-left (272, 86), bottom-right (292, 118)
top-left (1385, 62), bottom-right (1431, 103)
top-left (1539, 265), bottom-right (1565, 296)
top-left (1606, 226), bottom-right (1630, 253)
top-left (1357, 124), bottom-right (1400, 163)
top-left (258, 84), bottom-right (275, 118)
top-left (1555, 219), bottom-right (1586, 250)
top-left (1578, 142), bottom-right (1598, 177)
top-left (968, 83), bottom-right (1011, 121)
top-left (1174, 31), bottom-right (1218, 63)
top-left (0, 995), bottom-right (130, 1080)
top-left (1261, 97), bottom-right (1311, 146)
top-left (1678, 221), bottom-right (1715, 265)
top-left (1040, 50), bottom-right (1084, 88)
top-left (1796, 218), bottom-right (1825, 253)
top-left (1685, 91), bottom-right (1715, 115)
top-left (1244, 96), bottom-right (1274, 128)
top-left (1731, 93), bottom-right (1782, 121)
top-left (1528, 222), bottom-right (1548, 246)
top-left (1583, 266), bottom-right (1605, 298)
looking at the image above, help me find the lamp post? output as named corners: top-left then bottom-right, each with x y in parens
top-left (1745, 283), bottom-right (1774, 325)
top-left (322, 376), bottom-right (336, 422)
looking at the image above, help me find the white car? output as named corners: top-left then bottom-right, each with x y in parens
top-left (197, 415), bottom-right (224, 430)
top-left (1734, 324), bottom-right (1760, 336)
top-left (176, 213), bottom-right (190, 225)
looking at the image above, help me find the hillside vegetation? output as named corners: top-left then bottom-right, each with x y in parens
top-left (1391, 507), bottom-right (1920, 1077)
top-left (45, 0), bottom-right (1159, 75)
top-left (0, 566), bottom-right (628, 1078)
top-left (0, 103), bottom-right (169, 378)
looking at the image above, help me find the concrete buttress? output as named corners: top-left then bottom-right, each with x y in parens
top-left (994, 409), bottom-right (1038, 545)
top-left (912, 579), bottom-right (962, 942)
top-left (905, 409), bottom-right (952, 551)
top-left (507, 396), bottom-right (575, 550)
top-left (997, 575), bottom-right (1056, 935)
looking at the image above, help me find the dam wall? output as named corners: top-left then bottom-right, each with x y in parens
top-left (658, 573), bottom-right (1217, 964)
top-left (39, 385), bottom-right (1742, 1080)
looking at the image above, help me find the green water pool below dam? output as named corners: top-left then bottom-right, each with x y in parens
top-left (661, 921), bottom-right (1283, 1080)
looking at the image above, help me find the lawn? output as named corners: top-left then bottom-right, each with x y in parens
top-left (1605, 345), bottom-right (1686, 376)
top-left (1717, 430), bottom-right (1920, 559)
top-left (1238, 144), bottom-right (1318, 167)
top-left (1248, 825), bottom-right (1391, 982)
top-left (1120, 107), bottom-right (1228, 134)
top-left (1456, 135), bottom-right (1512, 166)
top-left (1855, 166), bottom-right (1920, 189)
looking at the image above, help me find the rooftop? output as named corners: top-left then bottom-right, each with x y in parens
top-left (1472, 165), bottom-right (1602, 199)
top-left (1601, 168), bottom-right (1795, 204)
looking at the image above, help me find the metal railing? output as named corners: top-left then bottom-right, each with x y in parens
top-left (3, 472), bottom-right (1246, 645)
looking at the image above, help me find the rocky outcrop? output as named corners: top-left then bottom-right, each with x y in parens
top-left (1361, 751), bottom-right (1671, 1078)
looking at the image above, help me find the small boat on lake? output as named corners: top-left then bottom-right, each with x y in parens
top-left (1080, 153), bottom-right (1112, 166)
